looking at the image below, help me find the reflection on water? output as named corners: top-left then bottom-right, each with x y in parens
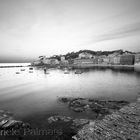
top-left (0, 66), bottom-right (140, 120)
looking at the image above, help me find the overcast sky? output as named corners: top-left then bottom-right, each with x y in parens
top-left (0, 0), bottom-right (140, 62)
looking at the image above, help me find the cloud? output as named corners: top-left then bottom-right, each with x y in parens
top-left (96, 22), bottom-right (140, 42)
top-left (80, 22), bottom-right (140, 48)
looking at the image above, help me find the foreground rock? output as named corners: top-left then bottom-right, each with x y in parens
top-left (48, 115), bottom-right (73, 124)
top-left (48, 115), bottom-right (91, 133)
top-left (71, 119), bottom-right (90, 133)
top-left (73, 98), bottom-right (140, 140)
top-left (0, 110), bottom-right (30, 138)
top-left (58, 97), bottom-right (129, 118)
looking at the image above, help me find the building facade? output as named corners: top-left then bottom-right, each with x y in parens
top-left (79, 52), bottom-right (93, 59)
top-left (42, 57), bottom-right (59, 65)
top-left (120, 54), bottom-right (135, 65)
top-left (61, 56), bottom-right (65, 61)
top-left (42, 57), bottom-right (51, 64)
top-left (109, 56), bottom-right (121, 65)
top-left (32, 60), bottom-right (41, 66)
top-left (135, 54), bottom-right (140, 64)
top-left (74, 58), bottom-right (94, 65)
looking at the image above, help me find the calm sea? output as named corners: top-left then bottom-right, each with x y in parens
top-left (0, 63), bottom-right (140, 130)
top-left (0, 63), bottom-right (30, 67)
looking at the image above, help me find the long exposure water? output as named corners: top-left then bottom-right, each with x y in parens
top-left (0, 64), bottom-right (140, 137)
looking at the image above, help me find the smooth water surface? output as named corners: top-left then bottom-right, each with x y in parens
top-left (0, 65), bottom-right (140, 121)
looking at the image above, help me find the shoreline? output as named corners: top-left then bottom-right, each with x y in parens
top-left (0, 96), bottom-right (140, 139)
top-left (73, 95), bottom-right (140, 140)
top-left (72, 63), bottom-right (137, 68)
top-left (33, 63), bottom-right (140, 69)
top-left (71, 64), bottom-right (140, 72)
top-left (1, 62), bottom-right (140, 69)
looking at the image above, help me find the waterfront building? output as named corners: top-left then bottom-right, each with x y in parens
top-left (113, 56), bottom-right (121, 65)
top-left (135, 53), bottom-right (140, 64)
top-left (93, 57), bottom-right (99, 64)
top-left (61, 56), bottom-right (65, 61)
top-left (109, 55), bottom-right (121, 65)
top-left (120, 54), bottom-right (135, 65)
top-left (49, 59), bottom-right (59, 65)
top-left (79, 52), bottom-right (93, 59)
top-left (32, 60), bottom-right (41, 66)
top-left (68, 59), bottom-right (74, 65)
top-left (60, 60), bottom-right (69, 66)
top-left (99, 55), bottom-right (109, 64)
top-left (42, 57), bottom-right (51, 64)
top-left (102, 57), bottom-right (110, 64)
top-left (92, 56), bottom-right (104, 64)
top-left (108, 53), bottom-right (121, 65)
top-left (42, 57), bottom-right (59, 65)
top-left (74, 58), bottom-right (94, 65)
top-left (98, 58), bottom-right (103, 64)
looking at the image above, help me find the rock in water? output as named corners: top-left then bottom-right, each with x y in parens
top-left (0, 119), bottom-right (9, 127)
top-left (58, 97), bottom-right (75, 103)
top-left (71, 119), bottom-right (90, 132)
top-left (48, 115), bottom-right (73, 124)
top-left (73, 101), bottom-right (140, 140)
top-left (0, 109), bottom-right (31, 138)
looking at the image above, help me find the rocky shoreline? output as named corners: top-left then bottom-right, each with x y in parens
top-left (58, 97), bottom-right (129, 119)
top-left (1, 96), bottom-right (140, 140)
top-left (48, 96), bottom-right (140, 140)
top-left (0, 110), bottom-right (30, 139)
top-left (45, 97), bottom-right (130, 139)
top-left (73, 97), bottom-right (140, 140)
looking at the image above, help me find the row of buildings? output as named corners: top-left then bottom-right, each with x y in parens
top-left (32, 51), bottom-right (140, 67)
top-left (32, 57), bottom-right (59, 66)
top-left (73, 52), bottom-right (140, 66)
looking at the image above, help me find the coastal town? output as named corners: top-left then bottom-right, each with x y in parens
top-left (32, 50), bottom-right (140, 68)
top-left (1, 0), bottom-right (140, 139)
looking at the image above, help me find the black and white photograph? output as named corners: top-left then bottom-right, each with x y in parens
top-left (0, 0), bottom-right (140, 139)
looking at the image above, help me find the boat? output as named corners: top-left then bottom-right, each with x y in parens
top-left (20, 69), bottom-right (25, 71)
top-left (64, 70), bottom-right (70, 74)
top-left (29, 67), bottom-right (33, 70)
top-left (29, 71), bottom-right (33, 73)
top-left (75, 70), bottom-right (83, 74)
top-left (43, 68), bottom-right (50, 74)
top-left (64, 68), bottom-right (70, 74)
top-left (57, 66), bottom-right (61, 69)
top-left (16, 72), bottom-right (20, 74)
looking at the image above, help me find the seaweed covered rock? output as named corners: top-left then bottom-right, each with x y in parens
top-left (73, 101), bottom-right (140, 140)
top-left (69, 98), bottom-right (90, 107)
top-left (47, 115), bottom-right (90, 137)
top-left (0, 109), bottom-right (31, 139)
top-left (71, 119), bottom-right (90, 132)
top-left (58, 97), bottom-right (75, 103)
top-left (58, 97), bottom-right (129, 118)
top-left (48, 115), bottom-right (73, 124)
top-left (70, 107), bottom-right (85, 112)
